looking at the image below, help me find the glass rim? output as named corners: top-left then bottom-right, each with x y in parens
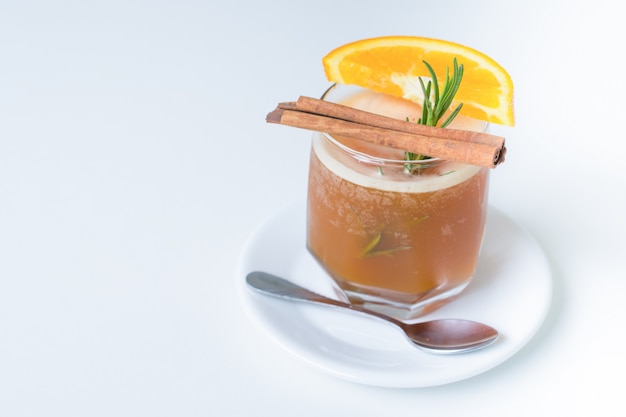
top-left (319, 83), bottom-right (488, 165)
top-left (319, 131), bottom-right (442, 166)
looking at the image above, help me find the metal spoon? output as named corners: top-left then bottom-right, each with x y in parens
top-left (246, 271), bottom-right (498, 354)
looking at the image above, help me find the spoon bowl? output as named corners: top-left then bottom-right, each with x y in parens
top-left (246, 271), bottom-right (498, 354)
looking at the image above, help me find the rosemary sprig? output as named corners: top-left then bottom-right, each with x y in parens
top-left (419, 58), bottom-right (464, 128)
top-left (363, 245), bottom-right (412, 258)
top-left (404, 58), bottom-right (464, 172)
top-left (361, 232), bottom-right (381, 257)
top-left (360, 231), bottom-right (413, 258)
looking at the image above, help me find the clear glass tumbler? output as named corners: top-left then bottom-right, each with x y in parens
top-left (306, 84), bottom-right (490, 321)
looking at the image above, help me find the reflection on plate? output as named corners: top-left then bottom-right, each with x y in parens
top-left (237, 201), bottom-right (552, 388)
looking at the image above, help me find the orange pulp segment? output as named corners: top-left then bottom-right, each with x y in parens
top-left (323, 36), bottom-right (514, 126)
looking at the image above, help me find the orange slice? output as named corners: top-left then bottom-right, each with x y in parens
top-left (323, 36), bottom-right (514, 126)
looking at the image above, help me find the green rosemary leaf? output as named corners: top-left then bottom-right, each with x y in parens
top-left (441, 103), bottom-right (463, 128)
top-left (423, 60), bottom-right (440, 108)
top-left (361, 232), bottom-right (382, 256)
top-left (363, 246), bottom-right (412, 258)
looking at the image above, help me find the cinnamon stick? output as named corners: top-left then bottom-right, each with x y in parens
top-left (266, 96), bottom-right (506, 168)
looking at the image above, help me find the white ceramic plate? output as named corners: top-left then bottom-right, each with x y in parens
top-left (237, 201), bottom-right (552, 388)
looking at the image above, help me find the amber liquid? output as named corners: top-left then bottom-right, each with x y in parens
top-left (306, 88), bottom-right (489, 315)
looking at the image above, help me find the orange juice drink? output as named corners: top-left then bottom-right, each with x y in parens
top-left (306, 84), bottom-right (490, 320)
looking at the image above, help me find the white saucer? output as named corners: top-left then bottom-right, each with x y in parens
top-left (237, 201), bottom-right (552, 388)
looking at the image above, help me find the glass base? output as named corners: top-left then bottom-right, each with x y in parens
top-left (332, 278), bottom-right (472, 323)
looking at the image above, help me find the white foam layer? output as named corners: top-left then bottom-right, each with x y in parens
top-left (313, 136), bottom-right (481, 193)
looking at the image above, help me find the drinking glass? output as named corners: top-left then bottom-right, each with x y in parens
top-left (306, 84), bottom-right (490, 321)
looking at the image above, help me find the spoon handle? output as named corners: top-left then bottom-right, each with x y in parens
top-left (246, 271), bottom-right (402, 327)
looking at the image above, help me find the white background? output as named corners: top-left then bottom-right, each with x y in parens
top-left (1, 0), bottom-right (625, 415)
